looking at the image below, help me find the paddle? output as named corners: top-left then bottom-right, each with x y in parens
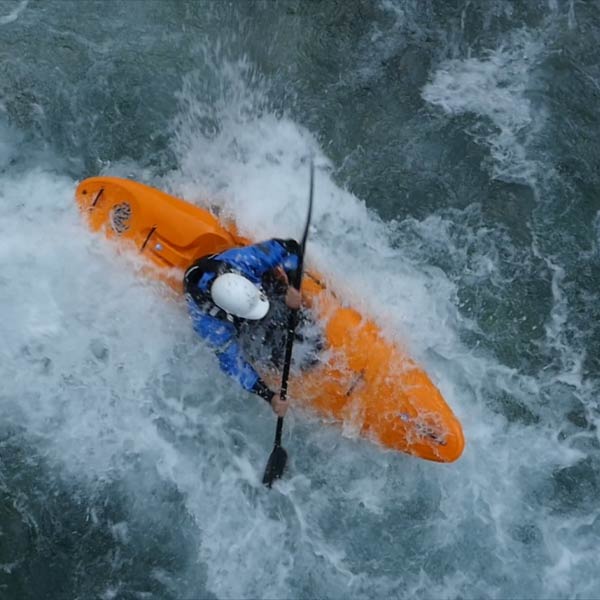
top-left (262, 159), bottom-right (315, 488)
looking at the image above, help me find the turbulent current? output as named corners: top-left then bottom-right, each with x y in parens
top-left (1, 1), bottom-right (599, 598)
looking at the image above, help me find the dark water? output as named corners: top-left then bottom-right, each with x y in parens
top-left (1, 0), bottom-right (599, 598)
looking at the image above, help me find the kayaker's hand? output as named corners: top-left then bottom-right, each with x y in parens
top-left (270, 393), bottom-right (288, 417)
top-left (273, 265), bottom-right (289, 285)
top-left (285, 286), bottom-right (302, 310)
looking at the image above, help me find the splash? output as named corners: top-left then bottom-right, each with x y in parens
top-left (2, 2), bottom-right (600, 597)
top-left (423, 29), bottom-right (545, 184)
top-left (0, 0), bottom-right (28, 26)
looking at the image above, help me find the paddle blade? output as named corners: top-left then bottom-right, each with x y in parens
top-left (262, 446), bottom-right (288, 488)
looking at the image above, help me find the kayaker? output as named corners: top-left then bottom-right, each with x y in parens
top-left (183, 238), bottom-right (303, 418)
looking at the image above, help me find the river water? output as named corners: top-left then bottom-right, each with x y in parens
top-left (1, 1), bottom-right (599, 598)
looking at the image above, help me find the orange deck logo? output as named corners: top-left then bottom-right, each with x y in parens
top-left (109, 202), bottom-right (132, 234)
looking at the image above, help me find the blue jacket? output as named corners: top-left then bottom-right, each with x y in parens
top-left (185, 239), bottom-right (299, 401)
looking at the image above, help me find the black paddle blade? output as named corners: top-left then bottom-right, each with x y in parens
top-left (262, 446), bottom-right (288, 487)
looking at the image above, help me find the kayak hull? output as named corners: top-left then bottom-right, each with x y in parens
top-left (75, 177), bottom-right (465, 462)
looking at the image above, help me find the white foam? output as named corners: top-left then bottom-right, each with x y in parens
top-left (162, 59), bottom-right (595, 597)
top-left (423, 29), bottom-right (545, 184)
top-left (1, 49), bottom-right (598, 598)
top-left (0, 0), bottom-right (28, 26)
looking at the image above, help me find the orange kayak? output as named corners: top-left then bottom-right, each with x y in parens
top-left (75, 177), bottom-right (465, 462)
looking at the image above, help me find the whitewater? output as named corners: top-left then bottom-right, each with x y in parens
top-left (1, 1), bottom-right (599, 599)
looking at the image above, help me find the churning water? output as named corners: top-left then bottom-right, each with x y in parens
top-left (1, 1), bottom-right (599, 598)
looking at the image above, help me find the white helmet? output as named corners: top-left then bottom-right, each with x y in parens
top-left (210, 273), bottom-right (269, 320)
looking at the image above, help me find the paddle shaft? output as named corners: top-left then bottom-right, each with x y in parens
top-left (272, 291), bottom-right (301, 448)
top-left (271, 161), bottom-right (314, 448)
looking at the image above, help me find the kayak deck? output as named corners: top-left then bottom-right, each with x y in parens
top-left (75, 177), bottom-right (465, 462)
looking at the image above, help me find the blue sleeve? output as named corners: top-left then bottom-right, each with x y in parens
top-left (215, 341), bottom-right (261, 391)
top-left (186, 298), bottom-right (260, 392)
top-left (282, 252), bottom-right (299, 276)
top-left (260, 239), bottom-right (299, 274)
top-left (216, 239), bottom-right (299, 283)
